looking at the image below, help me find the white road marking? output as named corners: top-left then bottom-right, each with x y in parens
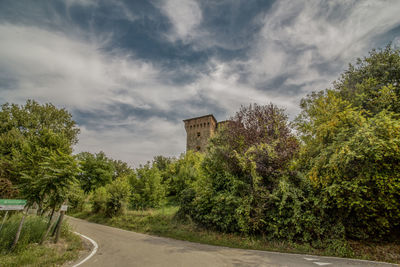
top-left (72, 231), bottom-right (98, 267)
top-left (304, 257), bottom-right (319, 261)
top-left (313, 262), bottom-right (332, 266)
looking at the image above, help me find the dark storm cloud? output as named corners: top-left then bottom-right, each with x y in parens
top-left (1, 0), bottom-right (400, 164)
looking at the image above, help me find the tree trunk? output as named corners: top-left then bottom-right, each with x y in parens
top-left (40, 205), bottom-right (56, 244)
top-left (54, 210), bottom-right (65, 244)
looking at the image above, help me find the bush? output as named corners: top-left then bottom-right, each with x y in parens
top-left (90, 187), bottom-right (107, 214)
top-left (296, 46), bottom-right (400, 240)
top-left (105, 177), bottom-right (131, 217)
top-left (129, 164), bottom-right (166, 209)
top-left (67, 182), bottom-right (86, 212)
top-left (0, 214), bottom-right (47, 252)
top-left (163, 151), bottom-right (203, 197)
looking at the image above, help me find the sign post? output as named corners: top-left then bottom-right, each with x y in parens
top-left (0, 199), bottom-right (27, 211)
top-left (0, 199), bottom-right (28, 251)
top-left (54, 204), bottom-right (68, 243)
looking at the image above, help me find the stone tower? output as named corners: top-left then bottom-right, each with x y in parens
top-left (183, 114), bottom-right (217, 152)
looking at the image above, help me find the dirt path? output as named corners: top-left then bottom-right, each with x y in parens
top-left (67, 216), bottom-right (397, 267)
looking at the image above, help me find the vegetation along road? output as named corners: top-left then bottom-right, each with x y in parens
top-left (68, 217), bottom-right (397, 267)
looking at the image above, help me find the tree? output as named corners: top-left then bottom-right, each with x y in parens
top-left (111, 159), bottom-right (134, 180)
top-left (180, 103), bottom-right (300, 234)
top-left (77, 151), bottom-right (115, 193)
top-left (129, 164), bottom-right (166, 209)
top-left (335, 45), bottom-right (400, 115)
top-left (105, 177), bottom-right (131, 217)
top-left (0, 100), bottom-right (79, 185)
top-left (18, 149), bottom-right (79, 211)
top-left (162, 152), bottom-right (202, 197)
top-left (296, 46), bottom-right (400, 239)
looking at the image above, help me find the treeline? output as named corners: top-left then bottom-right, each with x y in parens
top-left (1, 46), bottom-right (399, 248)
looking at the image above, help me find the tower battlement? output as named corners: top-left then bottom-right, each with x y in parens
top-left (183, 114), bottom-right (231, 152)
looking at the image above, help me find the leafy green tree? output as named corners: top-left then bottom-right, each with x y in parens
top-left (18, 149), bottom-right (79, 213)
top-left (334, 45), bottom-right (400, 115)
top-left (296, 46), bottom-right (400, 239)
top-left (90, 187), bottom-right (107, 214)
top-left (77, 151), bottom-right (115, 193)
top-left (0, 100), bottom-right (79, 185)
top-left (180, 103), bottom-right (300, 234)
top-left (163, 151), bottom-right (203, 197)
top-left (110, 159), bottom-right (134, 180)
top-left (129, 164), bottom-right (166, 209)
top-left (67, 182), bottom-right (86, 212)
top-left (105, 177), bottom-right (131, 217)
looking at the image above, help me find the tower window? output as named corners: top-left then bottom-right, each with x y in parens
top-left (197, 132), bottom-right (201, 137)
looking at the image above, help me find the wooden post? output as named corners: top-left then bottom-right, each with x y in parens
top-left (54, 210), bottom-right (65, 243)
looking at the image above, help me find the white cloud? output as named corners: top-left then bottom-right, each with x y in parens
top-left (2, 1), bottom-right (400, 165)
top-left (249, 0), bottom-right (400, 93)
top-left (0, 23), bottom-right (195, 164)
top-left (76, 118), bottom-right (185, 167)
top-left (159, 0), bottom-right (203, 43)
top-left (0, 24), bottom-right (199, 112)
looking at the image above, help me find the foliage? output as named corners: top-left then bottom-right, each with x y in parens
top-left (0, 214), bottom-right (47, 252)
top-left (0, 100), bottom-right (79, 184)
top-left (17, 149), bottom-right (79, 210)
top-left (77, 151), bottom-right (115, 193)
top-left (67, 182), bottom-right (86, 212)
top-left (334, 45), bottom-right (400, 115)
top-left (0, 178), bottom-right (18, 198)
top-left (163, 151), bottom-right (203, 197)
top-left (0, 217), bottom-right (81, 267)
top-left (105, 177), bottom-right (131, 217)
top-left (296, 46), bottom-right (400, 239)
top-left (129, 164), bottom-right (166, 209)
top-left (0, 100), bottom-right (79, 213)
top-left (111, 159), bottom-right (134, 179)
top-left (180, 103), bottom-right (305, 237)
top-left (90, 187), bottom-right (108, 214)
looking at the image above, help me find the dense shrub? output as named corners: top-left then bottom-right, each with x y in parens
top-left (67, 182), bottom-right (86, 212)
top-left (90, 187), bottom-right (107, 214)
top-left (180, 104), bottom-right (308, 237)
top-left (163, 151), bottom-right (203, 197)
top-left (296, 46), bottom-right (400, 240)
top-left (129, 164), bottom-right (166, 209)
top-left (105, 177), bottom-right (131, 217)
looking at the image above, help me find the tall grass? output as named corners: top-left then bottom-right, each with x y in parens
top-left (0, 213), bottom-right (47, 252)
top-left (0, 213), bottom-right (82, 267)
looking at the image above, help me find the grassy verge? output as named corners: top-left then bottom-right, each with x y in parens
top-left (71, 206), bottom-right (400, 264)
top-left (0, 214), bottom-right (82, 267)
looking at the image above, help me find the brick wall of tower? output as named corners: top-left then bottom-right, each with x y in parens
top-left (184, 115), bottom-right (217, 152)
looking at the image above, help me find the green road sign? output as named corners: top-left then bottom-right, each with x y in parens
top-left (0, 199), bottom-right (27, 211)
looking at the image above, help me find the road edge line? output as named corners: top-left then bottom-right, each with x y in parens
top-left (72, 231), bottom-right (98, 267)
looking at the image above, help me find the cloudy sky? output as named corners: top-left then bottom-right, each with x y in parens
top-left (1, 0), bottom-right (400, 166)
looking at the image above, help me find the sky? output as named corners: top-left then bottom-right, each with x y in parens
top-left (1, 0), bottom-right (400, 166)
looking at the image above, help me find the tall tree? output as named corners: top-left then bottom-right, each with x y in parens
top-left (77, 151), bottom-right (115, 193)
top-left (0, 100), bottom-right (79, 185)
top-left (296, 46), bottom-right (400, 239)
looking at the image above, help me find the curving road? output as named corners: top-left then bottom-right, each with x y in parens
top-left (67, 217), bottom-right (398, 267)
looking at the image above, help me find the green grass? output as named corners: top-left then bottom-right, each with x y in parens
top-left (0, 214), bottom-right (82, 267)
top-left (71, 206), bottom-right (400, 264)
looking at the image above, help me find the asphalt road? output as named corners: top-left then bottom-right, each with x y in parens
top-left (67, 216), bottom-right (398, 267)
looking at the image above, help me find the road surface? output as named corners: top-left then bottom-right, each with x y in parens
top-left (67, 216), bottom-right (398, 267)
